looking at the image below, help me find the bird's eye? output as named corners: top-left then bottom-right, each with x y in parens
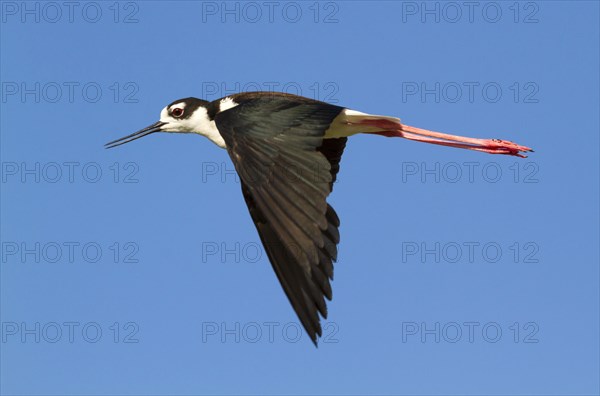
top-left (172, 108), bottom-right (184, 117)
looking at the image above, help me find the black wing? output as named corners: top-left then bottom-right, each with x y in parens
top-left (214, 96), bottom-right (346, 345)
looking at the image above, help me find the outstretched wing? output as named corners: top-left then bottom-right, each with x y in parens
top-left (214, 96), bottom-right (346, 344)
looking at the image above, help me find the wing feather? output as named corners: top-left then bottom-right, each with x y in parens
top-left (215, 95), bottom-right (347, 344)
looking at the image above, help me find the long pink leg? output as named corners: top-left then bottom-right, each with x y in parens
top-left (356, 119), bottom-right (533, 158)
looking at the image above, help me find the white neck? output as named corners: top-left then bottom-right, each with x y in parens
top-left (187, 107), bottom-right (227, 149)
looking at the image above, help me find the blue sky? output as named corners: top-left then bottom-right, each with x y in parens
top-left (1, 1), bottom-right (598, 395)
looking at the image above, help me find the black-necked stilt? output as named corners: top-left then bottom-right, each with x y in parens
top-left (106, 91), bottom-right (532, 345)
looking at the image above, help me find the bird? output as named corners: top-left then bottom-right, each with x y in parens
top-left (105, 91), bottom-right (532, 345)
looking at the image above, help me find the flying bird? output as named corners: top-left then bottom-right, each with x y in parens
top-left (106, 91), bottom-right (532, 345)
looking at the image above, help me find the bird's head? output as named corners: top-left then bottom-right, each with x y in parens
top-left (105, 97), bottom-right (226, 148)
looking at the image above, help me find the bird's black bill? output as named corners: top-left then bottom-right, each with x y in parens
top-left (105, 121), bottom-right (166, 149)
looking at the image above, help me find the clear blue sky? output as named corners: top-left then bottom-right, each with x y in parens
top-left (1, 1), bottom-right (598, 395)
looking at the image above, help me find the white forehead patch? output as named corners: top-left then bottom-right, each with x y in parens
top-left (159, 106), bottom-right (170, 121)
